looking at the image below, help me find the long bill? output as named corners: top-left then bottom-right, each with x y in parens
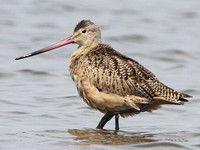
top-left (15, 36), bottom-right (74, 60)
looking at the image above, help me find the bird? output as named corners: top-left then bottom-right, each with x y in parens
top-left (15, 20), bottom-right (192, 130)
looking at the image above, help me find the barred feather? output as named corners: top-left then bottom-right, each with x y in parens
top-left (69, 20), bottom-right (192, 117)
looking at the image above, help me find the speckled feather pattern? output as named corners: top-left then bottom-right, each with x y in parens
top-left (69, 44), bottom-right (191, 115)
top-left (74, 20), bottom-right (93, 32)
top-left (69, 20), bottom-right (191, 117)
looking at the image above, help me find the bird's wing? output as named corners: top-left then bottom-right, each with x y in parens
top-left (80, 44), bottom-right (158, 100)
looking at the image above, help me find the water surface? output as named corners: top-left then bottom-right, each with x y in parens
top-left (1, 0), bottom-right (200, 149)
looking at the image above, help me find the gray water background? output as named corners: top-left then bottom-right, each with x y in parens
top-left (1, 0), bottom-right (200, 149)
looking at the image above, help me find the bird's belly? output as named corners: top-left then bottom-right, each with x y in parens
top-left (69, 65), bottom-right (149, 114)
top-left (73, 77), bottom-right (145, 114)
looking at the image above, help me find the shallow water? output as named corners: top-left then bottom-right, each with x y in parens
top-left (1, 0), bottom-right (200, 149)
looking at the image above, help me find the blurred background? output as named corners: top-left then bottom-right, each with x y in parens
top-left (0, 0), bottom-right (200, 149)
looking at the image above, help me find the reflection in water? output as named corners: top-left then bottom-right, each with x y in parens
top-left (68, 129), bottom-right (158, 146)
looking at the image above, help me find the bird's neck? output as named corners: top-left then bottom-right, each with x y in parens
top-left (80, 41), bottom-right (100, 49)
top-left (70, 42), bottom-right (100, 64)
top-left (78, 38), bottom-right (101, 48)
top-left (77, 39), bottom-right (101, 53)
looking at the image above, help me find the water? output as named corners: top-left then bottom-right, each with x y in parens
top-left (1, 0), bottom-right (200, 149)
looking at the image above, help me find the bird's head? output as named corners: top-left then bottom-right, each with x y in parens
top-left (72, 20), bottom-right (101, 47)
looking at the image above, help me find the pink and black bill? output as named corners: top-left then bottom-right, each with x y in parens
top-left (15, 36), bottom-right (74, 60)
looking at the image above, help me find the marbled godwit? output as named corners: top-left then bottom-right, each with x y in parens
top-left (15, 20), bottom-right (192, 130)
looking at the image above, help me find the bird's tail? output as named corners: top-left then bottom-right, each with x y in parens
top-left (151, 81), bottom-right (192, 104)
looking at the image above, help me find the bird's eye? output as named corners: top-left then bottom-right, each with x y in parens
top-left (82, 30), bottom-right (87, 33)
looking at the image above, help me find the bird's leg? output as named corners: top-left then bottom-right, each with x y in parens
top-left (96, 108), bottom-right (141, 130)
top-left (115, 114), bottom-right (119, 130)
top-left (96, 112), bottom-right (115, 129)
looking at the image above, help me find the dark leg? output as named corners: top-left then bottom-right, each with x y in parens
top-left (96, 108), bottom-right (141, 130)
top-left (115, 114), bottom-right (119, 130)
top-left (96, 112), bottom-right (115, 129)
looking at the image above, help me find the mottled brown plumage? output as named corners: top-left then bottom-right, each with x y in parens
top-left (16, 20), bottom-right (192, 130)
top-left (69, 20), bottom-right (191, 119)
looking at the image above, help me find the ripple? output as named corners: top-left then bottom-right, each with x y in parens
top-left (60, 4), bottom-right (75, 12)
top-left (35, 23), bottom-right (57, 29)
top-left (0, 20), bottom-right (15, 27)
top-left (135, 141), bottom-right (191, 150)
top-left (45, 129), bottom-right (68, 133)
top-left (0, 99), bottom-right (38, 107)
top-left (162, 49), bottom-right (189, 56)
top-left (152, 49), bottom-right (191, 63)
top-left (37, 114), bottom-right (59, 119)
top-left (180, 11), bottom-right (198, 19)
top-left (112, 9), bottom-right (139, 15)
top-left (8, 111), bottom-right (29, 115)
top-left (155, 56), bottom-right (181, 62)
top-left (167, 64), bottom-right (185, 70)
top-left (107, 34), bottom-right (148, 43)
top-left (18, 69), bottom-right (52, 76)
top-left (0, 72), bottom-right (14, 79)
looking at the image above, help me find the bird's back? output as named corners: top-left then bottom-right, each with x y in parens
top-left (69, 44), bottom-right (191, 114)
